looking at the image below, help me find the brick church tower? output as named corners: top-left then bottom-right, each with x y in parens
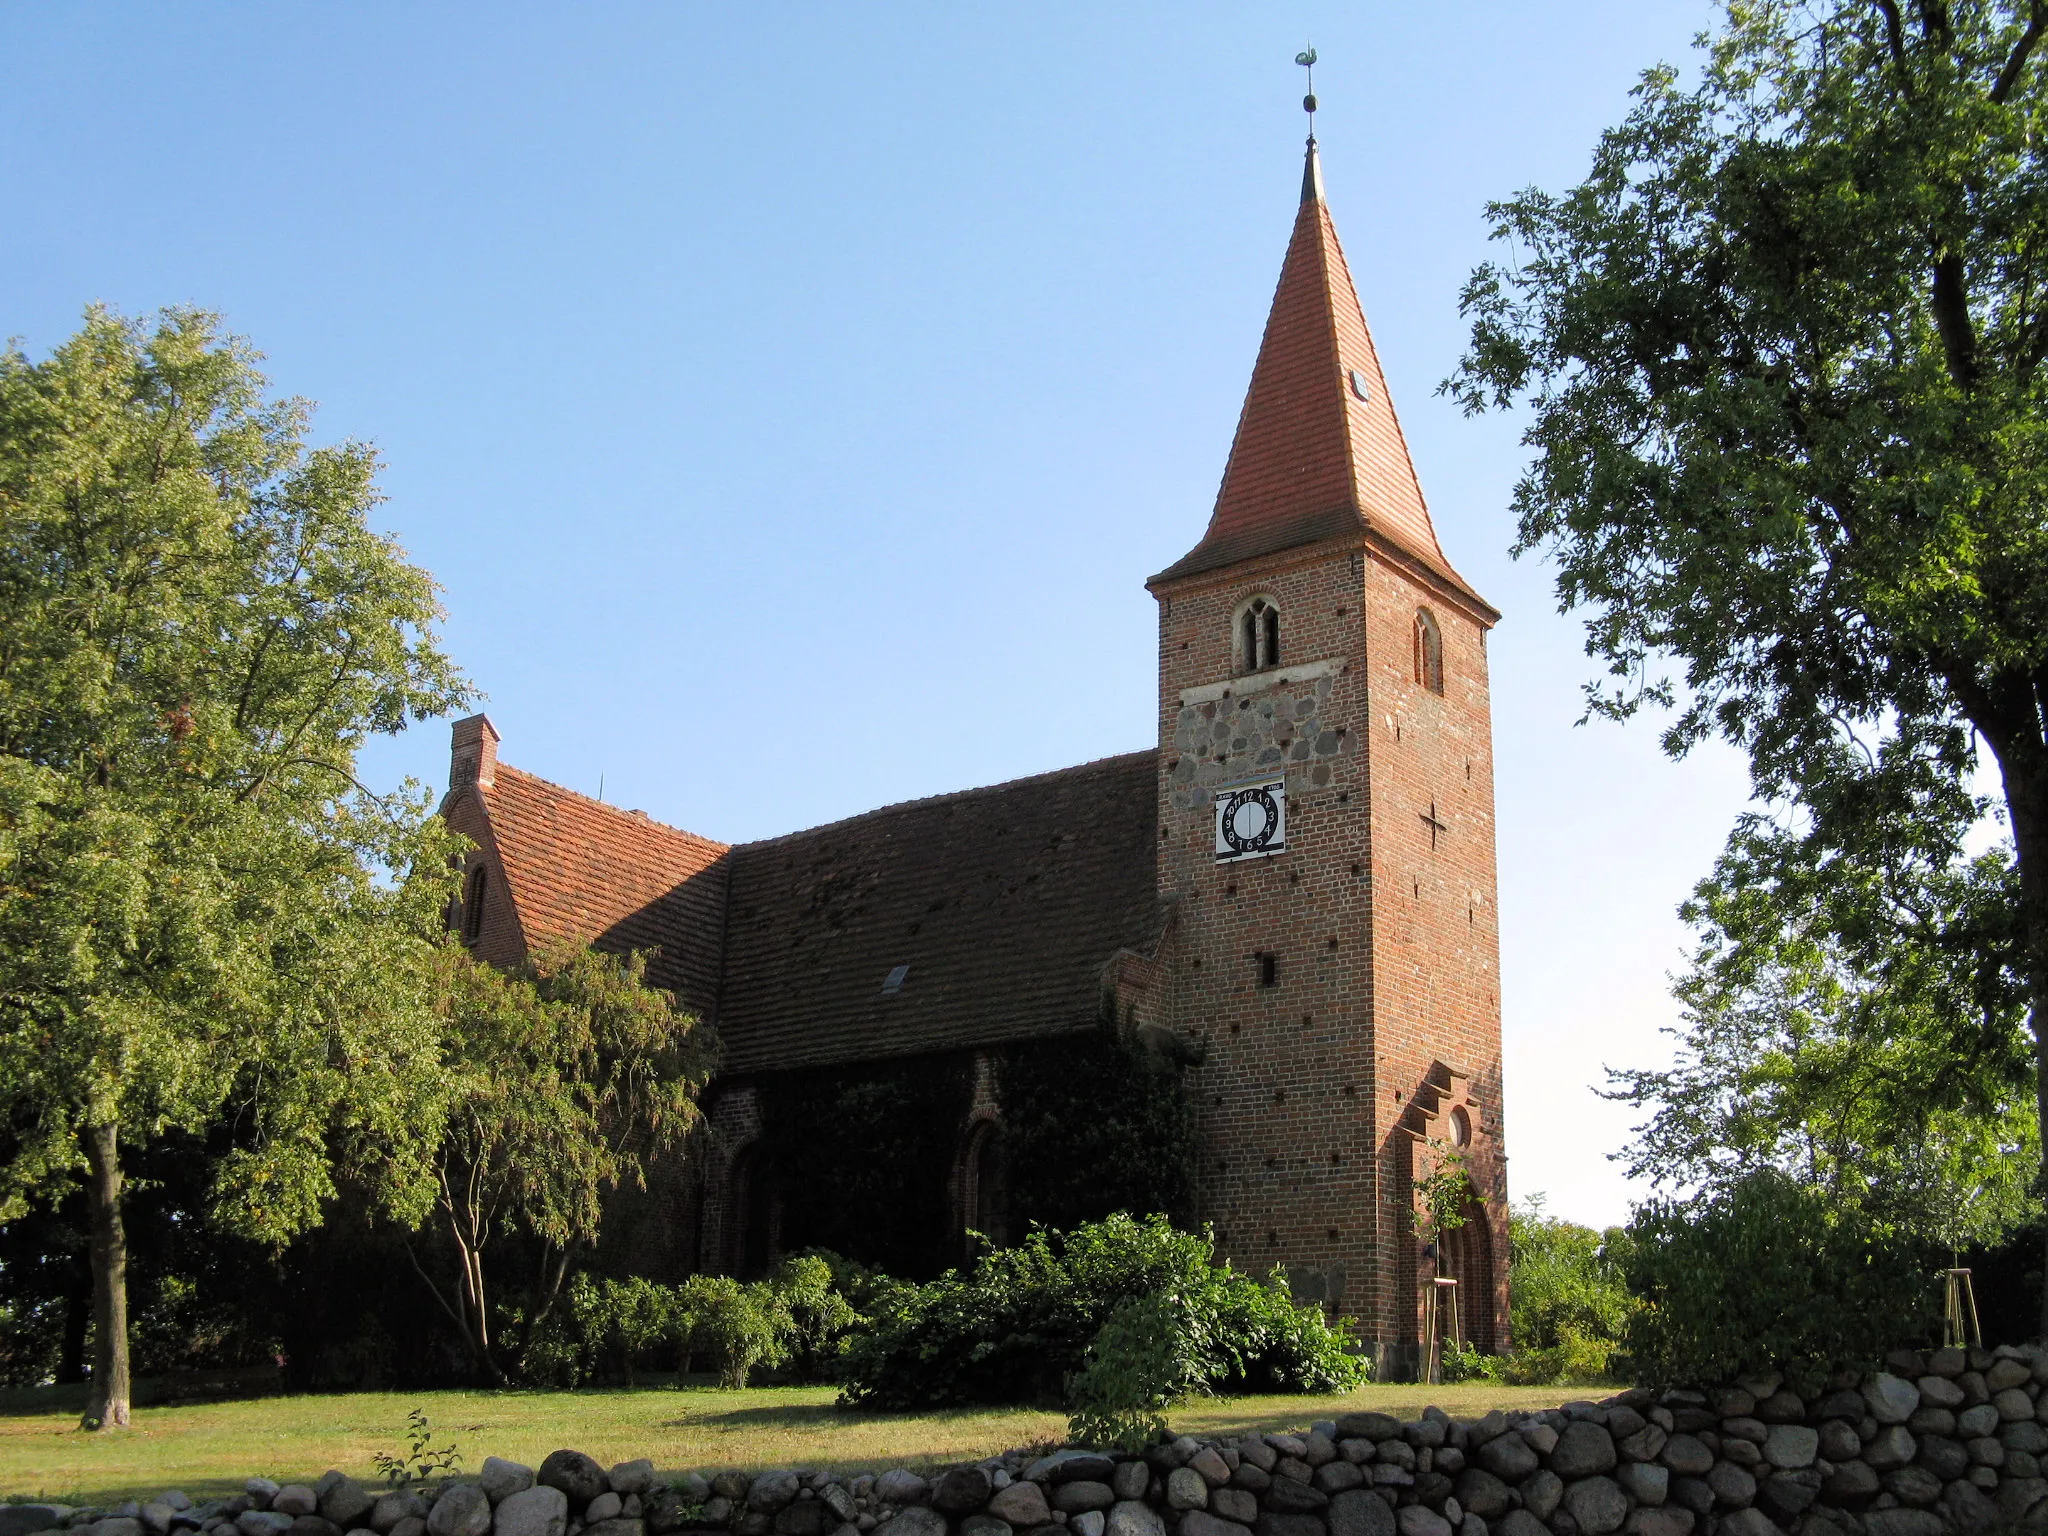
top-left (1147, 137), bottom-right (1508, 1366)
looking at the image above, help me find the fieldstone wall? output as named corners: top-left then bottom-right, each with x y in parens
top-left (14, 1344), bottom-right (2048, 1536)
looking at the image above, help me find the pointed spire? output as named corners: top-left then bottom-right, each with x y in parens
top-left (1153, 141), bottom-right (1486, 611)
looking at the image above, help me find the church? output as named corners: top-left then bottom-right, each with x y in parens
top-left (439, 134), bottom-right (1509, 1371)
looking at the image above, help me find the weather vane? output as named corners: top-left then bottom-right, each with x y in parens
top-left (1296, 47), bottom-right (1318, 140)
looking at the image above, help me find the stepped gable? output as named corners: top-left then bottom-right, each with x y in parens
top-left (716, 750), bottom-right (1167, 1076)
top-left (1153, 139), bottom-right (1484, 609)
top-left (463, 762), bottom-right (732, 1014)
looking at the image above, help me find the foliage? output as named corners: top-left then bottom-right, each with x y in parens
top-left (370, 1407), bottom-right (463, 1487)
top-left (838, 1212), bottom-right (1365, 1411)
top-left (1448, 0), bottom-right (2048, 1326)
top-left (407, 941), bottom-right (716, 1383)
top-left (752, 1058), bottom-right (970, 1279)
top-left (1491, 1196), bottom-right (1636, 1386)
top-left (0, 305), bottom-right (472, 1423)
top-left (1612, 836), bottom-right (2038, 1251)
top-left (1414, 1141), bottom-right (1479, 1246)
top-left (1623, 1169), bottom-right (1939, 1391)
top-left (1064, 1292), bottom-right (1185, 1452)
top-left (771, 1254), bottom-right (861, 1384)
top-left (1000, 1021), bottom-right (1201, 1234)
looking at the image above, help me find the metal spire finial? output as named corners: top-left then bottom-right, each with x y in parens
top-left (1296, 47), bottom-right (1318, 141)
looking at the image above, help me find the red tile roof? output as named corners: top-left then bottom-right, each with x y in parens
top-left (1153, 142), bottom-right (1484, 606)
top-left (458, 764), bottom-right (732, 1016)
top-left (716, 751), bottom-right (1167, 1075)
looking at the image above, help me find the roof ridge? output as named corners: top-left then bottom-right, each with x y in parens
top-left (490, 763), bottom-right (732, 852)
top-left (734, 749), bottom-right (1157, 853)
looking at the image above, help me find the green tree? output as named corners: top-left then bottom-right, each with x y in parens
top-left (0, 307), bottom-right (470, 1426)
top-left (1505, 1196), bottom-right (1636, 1384)
top-left (1612, 831), bottom-right (2038, 1247)
top-left (1450, 0), bottom-right (2048, 1323)
top-left (411, 942), bottom-right (715, 1382)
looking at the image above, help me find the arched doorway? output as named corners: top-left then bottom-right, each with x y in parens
top-left (960, 1119), bottom-right (1008, 1259)
top-left (727, 1144), bottom-right (779, 1279)
top-left (1439, 1198), bottom-right (1496, 1352)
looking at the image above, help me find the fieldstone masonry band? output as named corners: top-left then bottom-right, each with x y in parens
top-left (20, 1346), bottom-right (2048, 1536)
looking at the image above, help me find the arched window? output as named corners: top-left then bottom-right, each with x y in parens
top-left (1238, 597), bottom-right (1281, 672)
top-left (461, 865), bottom-right (488, 944)
top-left (961, 1119), bottom-right (1009, 1259)
top-left (1413, 608), bottom-right (1444, 695)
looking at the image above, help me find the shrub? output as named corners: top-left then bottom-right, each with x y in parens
top-left (839, 1211), bottom-right (1365, 1410)
top-left (1494, 1196), bottom-right (1636, 1385)
top-left (1623, 1169), bottom-right (1938, 1391)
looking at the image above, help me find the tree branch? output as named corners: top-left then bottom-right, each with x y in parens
top-left (1932, 252), bottom-right (1982, 388)
top-left (1874, 0), bottom-right (1918, 97)
top-left (1994, 0), bottom-right (2048, 102)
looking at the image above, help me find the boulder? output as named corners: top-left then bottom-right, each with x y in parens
top-left (581, 1521), bottom-right (645, 1536)
top-left (1959, 1402), bottom-right (2002, 1437)
top-left (933, 1470), bottom-right (993, 1516)
top-left (1179, 1517), bottom-right (1252, 1536)
top-left (1254, 1518), bottom-right (1325, 1536)
top-left (1666, 1479), bottom-right (1712, 1518)
top-left (492, 1488), bottom-right (567, 1536)
top-left (1071, 1516), bottom-right (1106, 1536)
top-left (1033, 1455), bottom-right (1118, 1486)
top-left (425, 1488), bottom-right (490, 1536)
top-left (874, 1473), bottom-right (929, 1508)
top-left (1704, 1463), bottom-right (1756, 1509)
top-left (988, 1484), bottom-right (1051, 1527)
top-left (1614, 1464), bottom-right (1665, 1507)
top-left (1821, 1461), bottom-right (1880, 1504)
top-left (1166, 1471), bottom-right (1208, 1512)
top-left (1550, 1425), bottom-right (1617, 1479)
top-left (1475, 1437), bottom-right (1538, 1482)
top-left (1753, 1476), bottom-right (1817, 1524)
top-left (820, 1487), bottom-right (856, 1525)
top-left (1049, 1484), bottom-right (1114, 1515)
top-left (747, 1477), bottom-right (800, 1517)
top-left (1338, 1415), bottom-right (1404, 1444)
top-left (1863, 1425), bottom-right (1917, 1470)
top-left (538, 1454), bottom-right (609, 1511)
top-left (319, 1489), bottom-right (373, 1532)
top-left (480, 1464), bottom-right (535, 1507)
top-left (1882, 1467), bottom-right (1943, 1508)
top-left (1492, 1515), bottom-right (1547, 1536)
top-left (1452, 1473), bottom-right (1512, 1520)
top-left (1234, 1464), bottom-right (1274, 1494)
top-left (2008, 1420), bottom-right (2048, 1454)
top-left (1714, 1513), bottom-right (1783, 1536)
top-left (1861, 1512), bottom-right (1945, 1536)
top-left (1521, 1473), bottom-right (1563, 1522)
top-left (1863, 1375), bottom-right (1921, 1425)
top-left (1615, 1429), bottom-right (1664, 1466)
top-left (610, 1466), bottom-right (655, 1499)
top-left (1112, 1463), bottom-right (1150, 1502)
top-left (1215, 1491), bottom-right (1261, 1526)
top-left (641, 1492), bottom-right (691, 1535)
top-left (1916, 1376), bottom-right (1965, 1410)
top-left (273, 1496), bottom-right (317, 1522)
top-left (584, 1497), bottom-right (623, 1525)
top-left (1759, 1426), bottom-right (1816, 1472)
top-left (1998, 1387), bottom-right (2038, 1421)
top-left (1753, 1393), bottom-right (1805, 1426)
top-left (238, 1516), bottom-right (293, 1536)
top-left (960, 1518), bottom-right (1008, 1536)
top-left (1816, 1421), bottom-right (1861, 1463)
top-left (389, 1518), bottom-right (428, 1536)
top-left (1328, 1490), bottom-right (1396, 1536)
top-left (286, 1516), bottom-right (340, 1536)
top-left (1190, 1451), bottom-right (1233, 1489)
top-left (1263, 1480), bottom-right (1330, 1515)
top-left (772, 1505), bottom-right (832, 1536)
top-left (1654, 1438), bottom-right (1710, 1480)
top-left (1940, 1477), bottom-right (2001, 1532)
top-left (871, 1512), bottom-right (945, 1536)
top-left (1915, 1434), bottom-right (1970, 1480)
top-left (1312, 1465), bottom-right (1363, 1496)
top-left (1105, 1502), bottom-right (1163, 1536)
top-left (1988, 1357), bottom-right (2035, 1392)
top-left (1518, 1425), bottom-right (1559, 1458)
top-left (1396, 1509), bottom-right (1452, 1536)
top-left (1622, 1513), bottom-right (1691, 1536)
top-left (1561, 1480), bottom-right (1627, 1536)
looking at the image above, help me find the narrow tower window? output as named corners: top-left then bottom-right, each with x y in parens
top-left (1238, 597), bottom-right (1281, 672)
top-left (462, 865), bottom-right (488, 943)
top-left (1414, 608), bottom-right (1444, 695)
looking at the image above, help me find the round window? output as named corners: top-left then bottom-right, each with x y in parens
top-left (1448, 1105), bottom-right (1471, 1147)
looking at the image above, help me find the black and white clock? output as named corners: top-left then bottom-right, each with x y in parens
top-left (1214, 779), bottom-right (1287, 862)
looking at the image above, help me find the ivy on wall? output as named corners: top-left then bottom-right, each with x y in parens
top-left (1000, 1018), bottom-right (1199, 1234)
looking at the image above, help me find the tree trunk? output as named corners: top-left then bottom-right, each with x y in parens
top-left (80, 1120), bottom-right (130, 1429)
top-left (1984, 715), bottom-right (2048, 1339)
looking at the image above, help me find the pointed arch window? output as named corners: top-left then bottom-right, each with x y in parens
top-left (461, 865), bottom-right (488, 944)
top-left (1238, 596), bottom-right (1281, 673)
top-left (1414, 608), bottom-right (1444, 695)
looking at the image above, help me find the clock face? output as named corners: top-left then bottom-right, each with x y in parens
top-left (1215, 780), bottom-right (1287, 862)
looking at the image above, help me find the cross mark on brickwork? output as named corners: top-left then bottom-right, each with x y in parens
top-left (1419, 800), bottom-right (1449, 849)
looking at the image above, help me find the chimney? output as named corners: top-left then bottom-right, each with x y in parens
top-left (450, 714), bottom-right (500, 790)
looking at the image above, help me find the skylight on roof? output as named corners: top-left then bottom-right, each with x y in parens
top-left (882, 965), bottom-right (910, 995)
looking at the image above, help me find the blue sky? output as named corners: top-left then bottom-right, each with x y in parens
top-left (2, 3), bottom-right (1752, 1229)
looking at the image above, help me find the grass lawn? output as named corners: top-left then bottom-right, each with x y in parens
top-left (0, 1381), bottom-right (1588, 1506)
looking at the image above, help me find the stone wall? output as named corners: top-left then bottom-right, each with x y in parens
top-left (16, 1344), bottom-right (2048, 1536)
